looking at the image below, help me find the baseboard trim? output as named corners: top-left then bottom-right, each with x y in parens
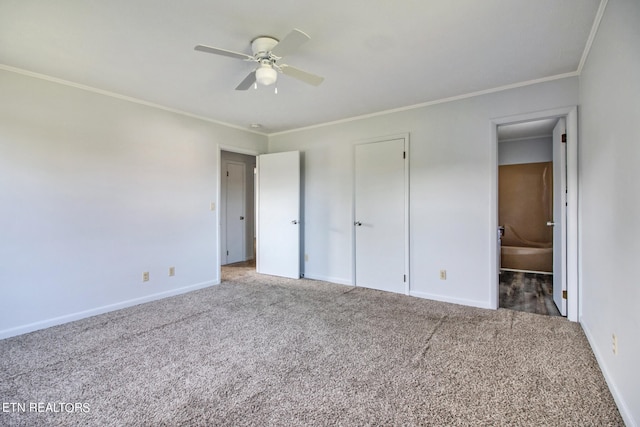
top-left (500, 268), bottom-right (553, 275)
top-left (0, 280), bottom-right (220, 340)
top-left (581, 319), bottom-right (636, 427)
top-left (409, 290), bottom-right (494, 310)
top-left (299, 279), bottom-right (493, 309)
top-left (302, 273), bottom-right (352, 286)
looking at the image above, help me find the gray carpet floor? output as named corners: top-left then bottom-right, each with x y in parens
top-left (0, 265), bottom-right (623, 426)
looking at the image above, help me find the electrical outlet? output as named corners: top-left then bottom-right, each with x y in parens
top-left (169, 266), bottom-right (175, 277)
top-left (142, 272), bottom-right (150, 282)
top-left (439, 269), bottom-right (447, 280)
top-left (612, 333), bottom-right (618, 355)
top-left (304, 254), bottom-right (309, 262)
top-left (210, 202), bottom-right (216, 211)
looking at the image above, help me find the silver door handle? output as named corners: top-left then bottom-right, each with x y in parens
top-left (546, 221), bottom-right (555, 226)
top-left (291, 220), bottom-right (298, 224)
top-left (354, 221), bottom-right (362, 226)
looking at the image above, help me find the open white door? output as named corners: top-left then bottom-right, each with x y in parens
top-left (552, 118), bottom-right (568, 315)
top-left (256, 151), bottom-right (300, 279)
top-left (354, 138), bottom-right (407, 293)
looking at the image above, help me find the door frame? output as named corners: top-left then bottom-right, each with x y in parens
top-left (491, 106), bottom-right (578, 321)
top-left (352, 133), bottom-right (410, 294)
top-left (217, 145), bottom-right (260, 281)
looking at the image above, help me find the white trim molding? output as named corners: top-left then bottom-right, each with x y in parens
top-left (0, 280), bottom-right (219, 340)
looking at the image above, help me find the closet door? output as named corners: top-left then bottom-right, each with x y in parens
top-left (354, 138), bottom-right (407, 293)
top-left (224, 161), bottom-right (246, 265)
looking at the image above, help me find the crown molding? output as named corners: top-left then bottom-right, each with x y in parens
top-left (577, 0), bottom-right (609, 74)
top-left (269, 72), bottom-right (578, 137)
top-left (0, 64), bottom-right (268, 136)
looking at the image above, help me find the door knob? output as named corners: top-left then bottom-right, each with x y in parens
top-left (354, 221), bottom-right (362, 226)
top-left (240, 216), bottom-right (245, 220)
top-left (546, 221), bottom-right (555, 227)
top-left (291, 220), bottom-right (298, 224)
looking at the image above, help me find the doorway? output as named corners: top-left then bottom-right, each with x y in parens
top-left (220, 150), bottom-right (256, 268)
top-left (492, 106), bottom-right (578, 321)
top-left (496, 116), bottom-right (567, 317)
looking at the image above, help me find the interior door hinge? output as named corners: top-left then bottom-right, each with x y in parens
top-left (403, 151), bottom-right (406, 159)
top-left (562, 133), bottom-right (567, 143)
top-left (562, 290), bottom-right (567, 299)
top-left (403, 274), bottom-right (407, 282)
top-left (226, 171), bottom-right (229, 177)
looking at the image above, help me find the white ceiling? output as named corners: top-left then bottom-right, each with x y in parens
top-left (0, 0), bottom-right (602, 134)
top-left (498, 118), bottom-right (559, 142)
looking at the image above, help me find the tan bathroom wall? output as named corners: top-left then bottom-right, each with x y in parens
top-left (499, 161), bottom-right (553, 272)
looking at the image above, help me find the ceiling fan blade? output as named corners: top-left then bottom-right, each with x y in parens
top-left (194, 44), bottom-right (255, 61)
top-left (235, 71), bottom-right (256, 90)
top-left (271, 29), bottom-right (310, 57)
top-left (280, 64), bottom-right (324, 86)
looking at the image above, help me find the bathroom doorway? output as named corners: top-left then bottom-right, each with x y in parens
top-left (497, 117), bottom-right (565, 316)
top-left (493, 106), bottom-right (578, 321)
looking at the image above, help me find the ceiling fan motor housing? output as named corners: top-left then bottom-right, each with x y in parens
top-left (251, 36), bottom-right (279, 58)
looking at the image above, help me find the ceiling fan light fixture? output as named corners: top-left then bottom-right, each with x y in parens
top-left (256, 63), bottom-right (277, 86)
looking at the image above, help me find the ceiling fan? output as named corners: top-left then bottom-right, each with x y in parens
top-left (195, 29), bottom-right (324, 91)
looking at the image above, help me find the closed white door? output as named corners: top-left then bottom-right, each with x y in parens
top-left (552, 118), bottom-right (568, 315)
top-left (256, 151), bottom-right (300, 279)
top-left (225, 161), bottom-right (246, 264)
top-left (354, 138), bottom-right (407, 293)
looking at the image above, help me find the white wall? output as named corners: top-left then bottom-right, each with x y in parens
top-left (578, 0), bottom-right (640, 424)
top-left (0, 70), bottom-right (267, 338)
top-left (268, 77), bottom-right (579, 308)
top-left (498, 136), bottom-right (552, 165)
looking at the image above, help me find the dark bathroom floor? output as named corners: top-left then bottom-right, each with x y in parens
top-left (499, 270), bottom-right (561, 316)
